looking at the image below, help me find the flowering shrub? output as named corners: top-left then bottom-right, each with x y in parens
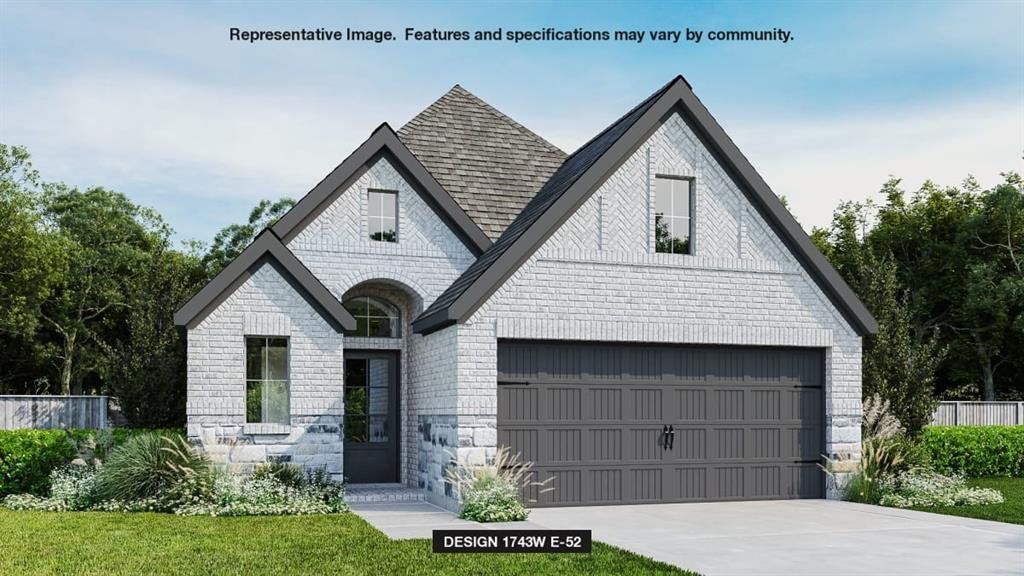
top-left (175, 472), bottom-right (346, 517)
top-left (877, 470), bottom-right (1004, 508)
top-left (459, 475), bottom-right (528, 522)
top-left (3, 465), bottom-right (98, 511)
top-left (445, 446), bottom-right (551, 522)
top-left (2, 432), bottom-right (348, 517)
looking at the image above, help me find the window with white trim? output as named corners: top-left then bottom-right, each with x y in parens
top-left (368, 190), bottom-right (397, 242)
top-left (654, 176), bottom-right (692, 254)
top-left (245, 337), bottom-right (289, 424)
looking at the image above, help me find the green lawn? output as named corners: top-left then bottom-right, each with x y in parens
top-left (911, 477), bottom-right (1024, 525)
top-left (0, 510), bottom-right (694, 576)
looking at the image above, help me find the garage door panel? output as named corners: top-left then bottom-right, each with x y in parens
top-left (675, 467), bottom-right (709, 500)
top-left (497, 386), bottom-right (538, 422)
top-left (547, 429), bottom-right (582, 463)
top-left (548, 387), bottom-right (582, 421)
top-left (588, 388), bottom-right (622, 420)
top-left (589, 469), bottom-right (623, 502)
top-left (675, 388), bottom-right (708, 420)
top-left (631, 388), bottom-right (664, 420)
top-left (497, 342), bottom-right (824, 506)
top-left (590, 428), bottom-right (622, 461)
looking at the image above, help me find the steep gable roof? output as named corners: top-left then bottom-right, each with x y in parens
top-left (174, 230), bottom-right (356, 332)
top-left (271, 123), bottom-right (490, 254)
top-left (398, 85), bottom-right (567, 240)
top-left (413, 76), bottom-right (879, 337)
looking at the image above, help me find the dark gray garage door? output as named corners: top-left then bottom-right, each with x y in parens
top-left (497, 341), bottom-right (824, 507)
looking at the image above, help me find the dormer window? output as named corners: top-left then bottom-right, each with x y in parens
top-left (368, 190), bottom-right (397, 242)
top-left (655, 175), bottom-right (693, 254)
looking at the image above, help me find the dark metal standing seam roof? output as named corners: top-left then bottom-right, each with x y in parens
top-left (412, 76), bottom-right (879, 337)
top-left (397, 85), bottom-right (567, 240)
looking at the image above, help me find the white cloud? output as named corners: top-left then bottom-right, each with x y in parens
top-left (5, 67), bottom-right (1021, 241)
top-left (4, 69), bottom-right (398, 201)
top-left (721, 97), bottom-right (1023, 230)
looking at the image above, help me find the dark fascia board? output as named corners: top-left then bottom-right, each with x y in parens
top-left (271, 123), bottom-right (491, 255)
top-left (173, 230), bottom-right (356, 332)
top-left (415, 76), bottom-right (878, 336)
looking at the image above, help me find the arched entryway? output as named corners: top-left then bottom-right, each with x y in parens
top-left (339, 280), bottom-right (421, 484)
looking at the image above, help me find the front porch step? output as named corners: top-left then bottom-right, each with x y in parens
top-left (344, 483), bottom-right (427, 504)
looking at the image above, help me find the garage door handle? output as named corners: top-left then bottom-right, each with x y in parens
top-left (663, 425), bottom-right (670, 450)
top-left (667, 425), bottom-right (675, 451)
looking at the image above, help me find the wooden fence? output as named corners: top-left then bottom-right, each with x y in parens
top-left (932, 401), bottom-right (1024, 426)
top-left (0, 395), bottom-right (109, 430)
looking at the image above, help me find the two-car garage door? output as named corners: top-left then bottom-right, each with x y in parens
top-left (497, 341), bottom-right (825, 507)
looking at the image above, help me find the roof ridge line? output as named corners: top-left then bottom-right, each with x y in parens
top-left (447, 84), bottom-right (567, 157)
top-left (564, 77), bottom-right (680, 161)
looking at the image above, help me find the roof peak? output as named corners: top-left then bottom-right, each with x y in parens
top-left (397, 84), bottom-right (567, 240)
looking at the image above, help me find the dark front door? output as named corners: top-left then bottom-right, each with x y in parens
top-left (344, 350), bottom-right (399, 483)
top-left (497, 341), bottom-right (824, 506)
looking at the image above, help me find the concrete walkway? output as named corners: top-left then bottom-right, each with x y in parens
top-left (352, 499), bottom-right (1024, 576)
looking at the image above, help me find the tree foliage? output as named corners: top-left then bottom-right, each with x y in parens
top-left (202, 198), bottom-right (294, 277)
top-left (815, 173), bottom-right (1024, 403)
top-left (0, 144), bottom-right (300, 426)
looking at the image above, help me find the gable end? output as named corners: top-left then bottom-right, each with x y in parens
top-left (413, 76), bottom-right (878, 336)
top-left (271, 124), bottom-right (491, 255)
top-left (173, 230), bottom-right (356, 332)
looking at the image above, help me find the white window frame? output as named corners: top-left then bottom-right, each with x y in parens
top-left (367, 189), bottom-right (398, 243)
top-left (654, 174), bottom-right (695, 255)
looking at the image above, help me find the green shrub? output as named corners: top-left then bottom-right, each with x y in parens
top-left (0, 428), bottom-right (186, 497)
top-left (0, 430), bottom-right (76, 496)
top-left (921, 426), bottom-right (1024, 478)
top-left (253, 462), bottom-right (306, 489)
top-left (94, 433), bottom-right (211, 503)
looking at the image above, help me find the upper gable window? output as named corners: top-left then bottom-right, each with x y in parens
top-left (368, 190), bottom-right (397, 242)
top-left (654, 176), bottom-right (692, 255)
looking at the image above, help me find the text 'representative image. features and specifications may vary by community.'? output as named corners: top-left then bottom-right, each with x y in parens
top-left (228, 26), bottom-right (795, 44)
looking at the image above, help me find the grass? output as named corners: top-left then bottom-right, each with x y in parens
top-left (0, 510), bottom-right (694, 576)
top-left (910, 477), bottom-right (1024, 525)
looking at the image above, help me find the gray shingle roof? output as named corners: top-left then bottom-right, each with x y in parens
top-left (397, 85), bottom-right (567, 240)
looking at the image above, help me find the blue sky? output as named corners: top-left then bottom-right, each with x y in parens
top-left (1, 1), bottom-right (1021, 245)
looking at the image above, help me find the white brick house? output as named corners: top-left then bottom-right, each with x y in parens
top-left (175, 77), bottom-right (876, 509)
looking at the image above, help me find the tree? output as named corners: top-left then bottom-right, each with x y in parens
top-left (815, 199), bottom-right (946, 434)
top-left (859, 251), bottom-right (945, 434)
top-left (868, 175), bottom-right (1023, 400)
top-left (108, 246), bottom-right (204, 427)
top-left (0, 145), bottom-right (65, 337)
top-left (39, 186), bottom-right (167, 394)
top-left (0, 146), bottom-right (67, 393)
top-left (202, 198), bottom-right (294, 277)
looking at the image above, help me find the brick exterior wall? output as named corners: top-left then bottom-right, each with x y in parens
top-left (188, 112), bottom-right (863, 503)
top-left (186, 263), bottom-right (346, 478)
top-left (439, 112), bottom-right (862, 503)
top-left (187, 155), bottom-right (475, 484)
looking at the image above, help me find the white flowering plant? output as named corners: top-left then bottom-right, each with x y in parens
top-left (445, 446), bottom-right (552, 522)
top-left (877, 470), bottom-right (1004, 508)
top-left (175, 471), bottom-right (347, 517)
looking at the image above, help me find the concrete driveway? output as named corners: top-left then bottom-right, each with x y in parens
top-left (522, 500), bottom-right (1024, 576)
